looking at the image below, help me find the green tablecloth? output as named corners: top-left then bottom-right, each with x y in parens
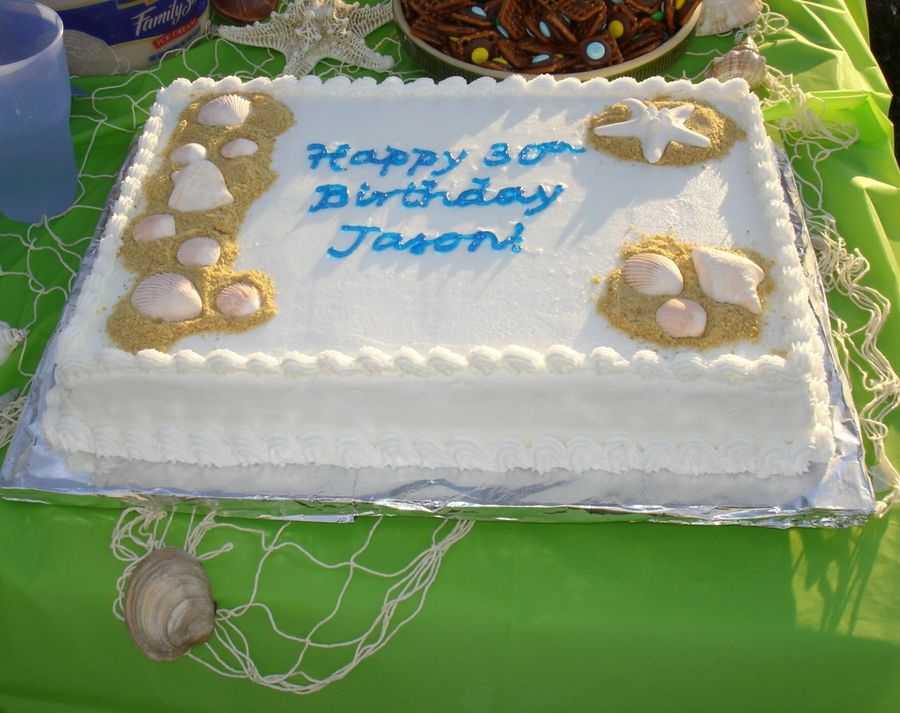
top-left (1, 0), bottom-right (899, 710)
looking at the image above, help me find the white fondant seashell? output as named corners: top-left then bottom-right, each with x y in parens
top-left (170, 142), bottom-right (207, 164)
top-left (177, 237), bottom-right (222, 267)
top-left (133, 214), bottom-right (176, 243)
top-left (707, 38), bottom-right (767, 88)
top-left (168, 160), bottom-right (234, 213)
top-left (131, 273), bottom-right (203, 322)
top-left (656, 298), bottom-right (707, 338)
top-left (692, 247), bottom-right (765, 314)
top-left (220, 138), bottom-right (259, 159)
top-left (216, 282), bottom-right (261, 317)
top-left (171, 170), bottom-right (181, 182)
top-left (124, 548), bottom-right (215, 662)
top-left (197, 94), bottom-right (252, 127)
top-left (622, 253), bottom-right (684, 296)
top-left (0, 323), bottom-right (27, 363)
top-left (696, 0), bottom-right (761, 36)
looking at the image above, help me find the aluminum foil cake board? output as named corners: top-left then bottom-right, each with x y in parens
top-left (0, 148), bottom-right (877, 527)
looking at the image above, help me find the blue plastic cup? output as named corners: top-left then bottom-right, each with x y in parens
top-left (0, 1), bottom-right (77, 224)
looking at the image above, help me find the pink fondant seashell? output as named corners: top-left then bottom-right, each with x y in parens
top-left (131, 273), bottom-right (203, 322)
top-left (168, 160), bottom-right (234, 213)
top-left (133, 214), bottom-right (176, 243)
top-left (692, 247), bottom-right (765, 314)
top-left (622, 253), bottom-right (683, 296)
top-left (170, 142), bottom-right (207, 164)
top-left (707, 38), bottom-right (767, 88)
top-left (220, 138), bottom-right (259, 159)
top-left (177, 237), bottom-right (222, 267)
top-left (656, 298), bottom-right (707, 338)
top-left (216, 283), bottom-right (260, 317)
top-left (696, 0), bottom-right (761, 36)
top-left (197, 94), bottom-right (252, 128)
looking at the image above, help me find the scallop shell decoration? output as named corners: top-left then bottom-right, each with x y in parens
top-left (197, 94), bottom-right (252, 128)
top-left (0, 323), bottom-right (27, 363)
top-left (216, 282), bottom-right (261, 317)
top-left (131, 272), bottom-right (203, 322)
top-left (177, 237), bottom-right (222, 267)
top-left (220, 138), bottom-right (259, 159)
top-left (622, 253), bottom-right (684, 296)
top-left (133, 214), bottom-right (176, 243)
top-left (695, 0), bottom-right (761, 36)
top-left (707, 38), bottom-right (768, 88)
top-left (692, 247), bottom-right (765, 314)
top-left (170, 142), bottom-right (208, 164)
top-left (124, 548), bottom-right (215, 662)
top-left (656, 298), bottom-right (707, 338)
top-left (168, 160), bottom-right (234, 213)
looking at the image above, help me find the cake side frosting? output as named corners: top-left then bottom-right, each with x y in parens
top-left (43, 74), bottom-right (835, 477)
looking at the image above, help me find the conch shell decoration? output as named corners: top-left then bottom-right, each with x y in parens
top-left (707, 37), bottom-right (768, 89)
top-left (124, 548), bottom-right (216, 662)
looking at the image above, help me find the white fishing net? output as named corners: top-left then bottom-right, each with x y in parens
top-left (0, 0), bottom-right (898, 697)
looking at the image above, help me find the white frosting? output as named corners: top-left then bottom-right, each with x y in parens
top-left (43, 75), bottom-right (835, 480)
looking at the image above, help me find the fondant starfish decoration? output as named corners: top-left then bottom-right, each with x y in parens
top-left (592, 99), bottom-right (711, 163)
top-left (217, 0), bottom-right (394, 77)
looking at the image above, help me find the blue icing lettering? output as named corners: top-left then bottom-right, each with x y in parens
top-left (483, 143), bottom-right (512, 167)
top-left (431, 149), bottom-right (468, 176)
top-left (518, 141), bottom-right (586, 165)
top-left (307, 143), bottom-right (349, 172)
top-left (307, 143), bottom-right (468, 177)
top-left (328, 223), bottom-right (525, 259)
top-left (309, 184), bottom-right (349, 212)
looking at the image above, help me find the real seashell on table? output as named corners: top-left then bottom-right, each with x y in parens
top-left (622, 253), bottom-right (684, 296)
top-left (168, 160), bottom-right (234, 213)
top-left (170, 142), bottom-right (208, 164)
top-left (133, 214), bottom-right (176, 243)
top-left (124, 548), bottom-right (215, 662)
top-left (216, 282), bottom-right (261, 317)
top-left (177, 237), bottom-right (222, 267)
top-left (220, 138), bottom-right (259, 159)
top-left (707, 37), bottom-right (767, 88)
top-left (692, 247), bottom-right (765, 314)
top-left (131, 272), bottom-right (203, 322)
top-left (695, 0), bottom-right (761, 36)
top-left (197, 94), bottom-right (252, 128)
top-left (656, 298), bottom-right (707, 338)
top-left (0, 323), bottom-right (27, 363)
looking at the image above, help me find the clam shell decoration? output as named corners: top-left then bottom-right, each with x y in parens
top-left (220, 138), bottom-right (259, 159)
top-left (170, 142), bottom-right (208, 164)
top-left (177, 237), bottom-right (222, 267)
top-left (168, 160), bottom-right (234, 213)
top-left (695, 0), bottom-right (761, 36)
top-left (708, 38), bottom-right (767, 88)
top-left (133, 214), bottom-right (176, 243)
top-left (692, 247), bottom-right (765, 314)
top-left (211, 0), bottom-right (277, 23)
top-left (0, 323), bottom-right (27, 363)
top-left (124, 548), bottom-right (215, 662)
top-left (656, 298), bottom-right (707, 338)
top-left (197, 94), bottom-right (252, 128)
top-left (216, 282), bottom-right (261, 317)
top-left (131, 272), bottom-right (203, 322)
top-left (622, 253), bottom-right (684, 296)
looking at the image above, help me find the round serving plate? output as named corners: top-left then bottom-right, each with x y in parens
top-left (393, 0), bottom-right (703, 82)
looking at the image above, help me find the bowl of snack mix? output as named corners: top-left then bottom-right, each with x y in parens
top-left (394, 0), bottom-right (703, 80)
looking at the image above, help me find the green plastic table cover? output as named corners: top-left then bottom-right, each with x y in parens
top-left (1, 0), bottom-right (899, 710)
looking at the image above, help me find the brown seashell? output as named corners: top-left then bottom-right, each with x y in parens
top-left (656, 298), bottom-right (707, 338)
top-left (707, 38), bottom-right (767, 88)
top-left (124, 548), bottom-right (215, 662)
top-left (212, 0), bottom-right (277, 24)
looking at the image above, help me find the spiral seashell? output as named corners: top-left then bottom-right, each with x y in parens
top-left (124, 548), bottom-right (215, 662)
top-left (656, 298), bottom-right (707, 338)
top-left (133, 214), bottom-right (176, 243)
top-left (692, 247), bottom-right (765, 314)
top-left (131, 272), bottom-right (203, 322)
top-left (622, 253), bottom-right (684, 296)
top-left (220, 138), bottom-right (259, 159)
top-left (197, 94), bottom-right (252, 127)
top-left (0, 322), bottom-right (27, 363)
top-left (695, 0), bottom-right (761, 36)
top-left (170, 142), bottom-right (208, 164)
top-left (168, 160), bottom-right (234, 213)
top-left (707, 38), bottom-right (767, 88)
top-left (177, 237), bottom-right (222, 267)
top-left (216, 282), bottom-right (261, 317)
